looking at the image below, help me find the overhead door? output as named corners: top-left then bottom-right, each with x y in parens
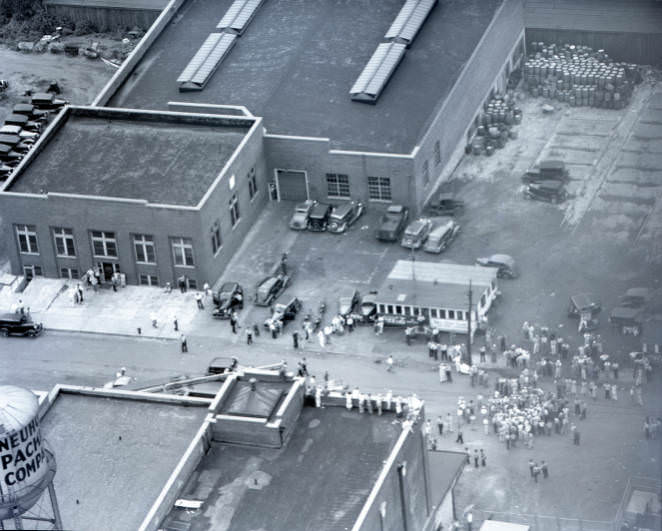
top-left (276, 170), bottom-right (308, 201)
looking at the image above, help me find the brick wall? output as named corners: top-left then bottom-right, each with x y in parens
top-left (415, 0), bottom-right (525, 209)
top-left (264, 134), bottom-right (415, 209)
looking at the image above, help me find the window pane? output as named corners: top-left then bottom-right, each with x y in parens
top-left (146, 245), bottom-right (155, 263)
top-left (66, 238), bottom-right (75, 256)
top-left (93, 241), bottom-right (105, 256)
top-left (184, 247), bottom-right (194, 266)
top-left (106, 241), bottom-right (117, 257)
top-left (135, 243), bottom-right (145, 262)
top-left (18, 234), bottom-right (28, 253)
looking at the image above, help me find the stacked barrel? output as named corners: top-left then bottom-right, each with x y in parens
top-left (469, 92), bottom-right (522, 156)
top-left (524, 42), bottom-right (642, 109)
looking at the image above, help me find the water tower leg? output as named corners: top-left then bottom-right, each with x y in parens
top-left (12, 507), bottom-right (23, 530)
top-left (47, 483), bottom-right (63, 530)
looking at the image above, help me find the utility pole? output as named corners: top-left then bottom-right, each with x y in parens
top-left (466, 280), bottom-right (472, 365)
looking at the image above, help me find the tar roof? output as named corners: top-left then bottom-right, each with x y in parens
top-left (40, 392), bottom-right (208, 531)
top-left (108, 0), bottom-right (502, 153)
top-left (8, 110), bottom-right (249, 205)
top-left (163, 406), bottom-right (402, 531)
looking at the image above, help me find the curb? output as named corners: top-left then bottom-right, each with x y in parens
top-left (44, 327), bottom-right (177, 341)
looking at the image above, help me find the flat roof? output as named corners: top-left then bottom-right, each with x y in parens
top-left (163, 406), bottom-right (403, 531)
top-left (107, 0), bottom-right (503, 153)
top-left (44, 0), bottom-right (168, 9)
top-left (389, 260), bottom-right (498, 286)
top-left (7, 108), bottom-right (250, 206)
top-left (377, 277), bottom-right (489, 309)
top-left (40, 392), bottom-right (208, 531)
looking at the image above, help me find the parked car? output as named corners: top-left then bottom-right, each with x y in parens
top-left (0, 134), bottom-right (21, 147)
top-left (609, 306), bottom-right (643, 336)
top-left (0, 163), bottom-right (13, 178)
top-left (0, 125), bottom-right (37, 140)
top-left (359, 292), bottom-right (378, 322)
top-left (31, 92), bottom-right (67, 110)
top-left (423, 219), bottom-right (460, 253)
top-left (4, 113), bottom-right (41, 133)
top-left (0, 144), bottom-right (22, 163)
top-left (427, 193), bottom-right (465, 216)
top-left (401, 218), bottom-right (433, 249)
top-left (308, 203), bottom-right (333, 231)
top-left (376, 205), bottom-right (409, 242)
top-left (327, 201), bottom-right (365, 234)
top-left (0, 313), bottom-right (43, 337)
top-left (211, 282), bottom-right (244, 319)
top-left (524, 180), bottom-right (568, 203)
top-left (289, 199), bottom-right (317, 230)
top-left (522, 159), bottom-right (570, 184)
top-left (567, 293), bottom-right (602, 318)
top-left (255, 273), bottom-right (290, 306)
top-left (476, 253), bottom-right (519, 279)
top-left (338, 287), bottom-right (360, 316)
top-left (619, 287), bottom-right (650, 309)
top-left (13, 103), bottom-right (49, 119)
top-left (264, 297), bottom-right (302, 328)
top-left (207, 356), bottom-right (239, 375)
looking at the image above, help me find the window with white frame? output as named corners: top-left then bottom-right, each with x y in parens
top-left (229, 194), bottom-right (240, 227)
top-left (23, 265), bottom-right (42, 279)
top-left (171, 237), bottom-right (194, 267)
top-left (53, 227), bottom-right (75, 257)
top-left (16, 225), bottom-right (39, 254)
top-left (133, 234), bottom-right (156, 264)
top-left (211, 223), bottom-right (222, 255)
top-left (60, 267), bottom-right (79, 280)
top-left (91, 231), bottom-right (117, 258)
top-left (367, 176), bottom-right (392, 201)
top-left (326, 173), bottom-right (350, 198)
top-left (248, 167), bottom-right (258, 200)
top-left (139, 274), bottom-right (159, 286)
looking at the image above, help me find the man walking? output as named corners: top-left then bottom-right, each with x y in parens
top-left (245, 327), bottom-right (253, 345)
top-left (480, 448), bottom-right (486, 467)
top-left (455, 430), bottom-right (464, 444)
top-left (230, 312), bottom-right (238, 334)
top-left (528, 459), bottom-right (535, 477)
top-left (541, 460), bottom-right (549, 478)
top-left (173, 315), bottom-right (178, 332)
top-left (180, 333), bottom-right (188, 353)
top-left (292, 331), bottom-right (299, 349)
top-left (195, 292), bottom-right (204, 310)
top-left (437, 415), bottom-right (444, 436)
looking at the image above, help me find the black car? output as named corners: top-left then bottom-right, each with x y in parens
top-left (212, 282), bottom-right (244, 319)
top-left (567, 293), bottom-right (602, 318)
top-left (255, 273), bottom-right (290, 306)
top-left (524, 180), bottom-right (568, 203)
top-left (427, 193), bottom-right (465, 216)
top-left (264, 297), bottom-right (302, 328)
top-left (522, 159), bottom-right (570, 184)
top-left (207, 356), bottom-right (239, 375)
top-left (308, 203), bottom-right (333, 231)
top-left (376, 205), bottom-right (409, 242)
top-left (0, 313), bottom-right (43, 337)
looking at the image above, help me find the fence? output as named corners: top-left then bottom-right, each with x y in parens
top-left (471, 510), bottom-right (614, 531)
top-left (470, 476), bottom-right (661, 531)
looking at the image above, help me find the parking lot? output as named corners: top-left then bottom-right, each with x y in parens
top-left (211, 76), bottom-right (662, 521)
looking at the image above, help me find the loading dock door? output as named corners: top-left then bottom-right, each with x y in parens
top-left (275, 170), bottom-right (308, 201)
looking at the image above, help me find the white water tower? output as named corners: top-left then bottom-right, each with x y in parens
top-left (0, 385), bottom-right (62, 530)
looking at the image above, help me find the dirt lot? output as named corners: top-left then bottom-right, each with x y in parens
top-left (0, 46), bottom-right (114, 268)
top-left (0, 45), bottom-right (115, 117)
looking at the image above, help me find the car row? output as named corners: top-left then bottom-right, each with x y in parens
top-left (0, 97), bottom-right (65, 179)
top-left (289, 200), bottom-right (364, 233)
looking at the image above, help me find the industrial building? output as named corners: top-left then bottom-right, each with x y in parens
top-left (1, 0), bottom-right (661, 286)
top-left (0, 106), bottom-right (267, 287)
top-left (21, 368), bottom-right (466, 531)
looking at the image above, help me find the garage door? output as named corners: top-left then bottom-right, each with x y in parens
top-left (276, 170), bottom-right (308, 201)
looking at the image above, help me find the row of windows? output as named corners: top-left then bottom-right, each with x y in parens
top-left (378, 303), bottom-right (470, 321)
top-left (16, 225), bottom-right (196, 267)
top-left (324, 174), bottom-right (393, 201)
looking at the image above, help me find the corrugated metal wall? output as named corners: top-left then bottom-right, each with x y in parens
top-left (524, 0), bottom-right (662, 64)
top-left (45, 5), bottom-right (160, 31)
